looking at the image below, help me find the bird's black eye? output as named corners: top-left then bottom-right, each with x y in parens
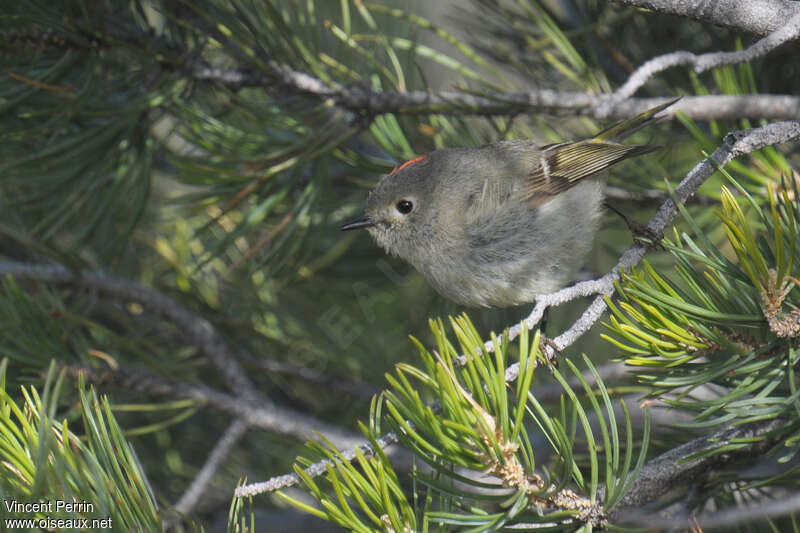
top-left (396, 200), bottom-right (413, 214)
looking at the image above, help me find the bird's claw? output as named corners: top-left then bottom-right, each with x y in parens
top-left (538, 336), bottom-right (561, 370)
top-left (627, 220), bottom-right (665, 250)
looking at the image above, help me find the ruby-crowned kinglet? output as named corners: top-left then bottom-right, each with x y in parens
top-left (342, 100), bottom-right (676, 307)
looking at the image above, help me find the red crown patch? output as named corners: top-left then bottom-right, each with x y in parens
top-left (390, 154), bottom-right (430, 175)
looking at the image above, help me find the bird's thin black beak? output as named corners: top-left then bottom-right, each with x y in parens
top-left (341, 216), bottom-right (376, 231)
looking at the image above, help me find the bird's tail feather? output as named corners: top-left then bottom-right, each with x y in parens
top-left (592, 97), bottom-right (681, 143)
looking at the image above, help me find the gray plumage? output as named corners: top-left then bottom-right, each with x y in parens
top-left (342, 101), bottom-right (675, 307)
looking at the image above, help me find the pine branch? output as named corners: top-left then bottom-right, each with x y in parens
top-left (0, 262), bottom-right (257, 398)
top-left (234, 362), bottom-right (635, 497)
top-left (142, 4), bottom-right (800, 123)
top-left (60, 363), bottom-right (364, 450)
top-left (460, 416), bottom-right (791, 529)
top-left (609, 0), bottom-right (800, 35)
top-left (238, 120), bottom-right (800, 499)
top-left (8, 4), bottom-right (800, 527)
top-left (531, 361), bottom-right (632, 404)
top-left (612, 418), bottom-right (786, 516)
top-left (169, 10), bottom-right (800, 122)
top-left (0, 364), bottom-right (164, 530)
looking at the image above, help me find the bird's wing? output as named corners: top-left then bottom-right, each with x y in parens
top-left (525, 141), bottom-right (659, 207)
top-left (523, 98), bottom-right (677, 205)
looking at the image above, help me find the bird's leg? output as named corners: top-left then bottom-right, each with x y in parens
top-left (604, 201), bottom-right (664, 249)
top-left (539, 306), bottom-right (549, 335)
top-left (536, 307), bottom-right (560, 369)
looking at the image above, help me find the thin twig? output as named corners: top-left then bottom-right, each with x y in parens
top-left (234, 431), bottom-right (399, 497)
top-left (173, 419), bottom-right (249, 516)
top-left (606, 13), bottom-right (800, 103)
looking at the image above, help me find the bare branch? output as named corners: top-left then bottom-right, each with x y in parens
top-left (609, 0), bottom-right (800, 35)
top-left (193, 61), bottom-right (800, 121)
top-left (329, 90), bottom-right (800, 122)
top-left (693, 13), bottom-right (800, 70)
top-left (0, 262), bottom-right (258, 398)
top-left (234, 431), bottom-right (399, 498)
top-left (608, 13), bottom-right (800, 103)
top-left (173, 419), bottom-right (249, 516)
top-left (619, 491), bottom-right (800, 531)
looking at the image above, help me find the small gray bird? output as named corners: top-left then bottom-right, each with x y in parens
top-left (342, 101), bottom-right (674, 307)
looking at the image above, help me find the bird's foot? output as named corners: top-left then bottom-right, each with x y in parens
top-left (538, 336), bottom-right (561, 370)
top-left (628, 219), bottom-right (665, 250)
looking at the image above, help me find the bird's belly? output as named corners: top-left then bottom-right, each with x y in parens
top-left (418, 255), bottom-right (570, 307)
top-left (414, 181), bottom-right (605, 307)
